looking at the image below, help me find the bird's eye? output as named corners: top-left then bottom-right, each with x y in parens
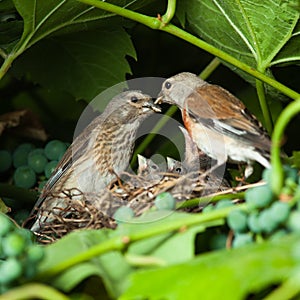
top-left (175, 167), bottom-right (182, 173)
top-left (165, 81), bottom-right (172, 89)
top-left (131, 96), bottom-right (139, 103)
top-left (151, 165), bottom-right (158, 170)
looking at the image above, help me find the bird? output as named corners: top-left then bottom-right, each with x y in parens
top-left (156, 72), bottom-right (271, 179)
top-left (29, 91), bottom-right (161, 232)
top-left (137, 154), bottom-right (164, 179)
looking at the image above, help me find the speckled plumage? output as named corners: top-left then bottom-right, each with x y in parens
top-left (30, 91), bottom-right (160, 232)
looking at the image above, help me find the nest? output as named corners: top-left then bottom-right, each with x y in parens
top-left (32, 170), bottom-right (231, 243)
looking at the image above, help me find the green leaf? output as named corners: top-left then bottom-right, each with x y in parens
top-left (272, 20), bottom-right (300, 66)
top-left (11, 27), bottom-right (136, 100)
top-left (12, 0), bottom-right (147, 49)
top-left (180, 0), bottom-right (299, 83)
top-left (121, 234), bottom-right (300, 300)
top-left (0, 1), bottom-right (23, 52)
top-left (119, 211), bottom-right (223, 264)
top-left (38, 229), bottom-right (134, 298)
top-left (38, 230), bottom-right (110, 273)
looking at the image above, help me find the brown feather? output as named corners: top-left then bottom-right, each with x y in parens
top-left (185, 84), bottom-right (271, 152)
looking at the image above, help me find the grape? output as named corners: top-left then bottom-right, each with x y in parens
top-left (44, 160), bottom-right (58, 179)
top-left (13, 166), bottom-right (36, 189)
top-left (27, 245), bottom-right (44, 263)
top-left (28, 148), bottom-right (44, 156)
top-left (232, 233), bottom-right (253, 248)
top-left (269, 201), bottom-right (290, 224)
top-left (13, 143), bottom-right (35, 168)
top-left (287, 211), bottom-right (300, 232)
top-left (16, 143), bottom-right (35, 152)
top-left (0, 213), bottom-right (12, 236)
top-left (0, 258), bottom-right (22, 284)
top-left (113, 206), bottom-right (135, 223)
top-left (215, 199), bottom-right (233, 210)
top-left (45, 140), bottom-right (67, 160)
top-left (2, 232), bottom-right (26, 257)
top-left (247, 212), bottom-right (261, 234)
top-left (16, 228), bottom-right (34, 245)
top-left (0, 150), bottom-right (12, 173)
top-left (262, 168), bottom-right (272, 183)
top-left (227, 209), bottom-right (248, 233)
top-left (258, 209), bottom-right (278, 234)
top-left (245, 185), bottom-right (274, 209)
top-left (270, 229), bottom-right (288, 241)
top-left (202, 204), bottom-right (214, 213)
top-left (154, 193), bottom-right (176, 210)
top-left (283, 165), bottom-right (298, 183)
top-left (28, 151), bottom-right (48, 174)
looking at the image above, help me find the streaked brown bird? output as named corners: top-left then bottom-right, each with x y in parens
top-left (30, 91), bottom-right (161, 232)
top-left (156, 72), bottom-right (271, 178)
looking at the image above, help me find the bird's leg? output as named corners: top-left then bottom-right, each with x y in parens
top-left (235, 163), bottom-right (253, 186)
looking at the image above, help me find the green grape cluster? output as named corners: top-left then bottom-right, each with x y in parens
top-left (0, 213), bottom-right (44, 293)
top-left (0, 140), bottom-right (67, 190)
top-left (227, 166), bottom-right (300, 248)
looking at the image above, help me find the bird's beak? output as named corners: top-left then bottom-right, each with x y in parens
top-left (142, 100), bottom-right (161, 113)
top-left (154, 92), bottom-right (164, 105)
top-left (155, 92), bottom-right (174, 105)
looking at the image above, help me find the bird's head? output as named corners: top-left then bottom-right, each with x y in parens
top-left (155, 72), bottom-right (206, 109)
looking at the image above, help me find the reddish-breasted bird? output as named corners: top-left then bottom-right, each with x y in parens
top-left (156, 72), bottom-right (271, 178)
top-left (30, 91), bottom-right (161, 232)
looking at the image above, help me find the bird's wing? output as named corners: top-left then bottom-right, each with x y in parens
top-left (33, 117), bottom-right (101, 212)
top-left (185, 84), bottom-right (271, 152)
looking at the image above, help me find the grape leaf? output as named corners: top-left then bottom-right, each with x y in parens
top-left (12, 27), bottom-right (136, 100)
top-left (272, 20), bottom-right (300, 65)
top-left (178, 0), bottom-right (299, 85)
top-left (121, 234), bottom-right (300, 300)
top-left (38, 229), bottom-right (134, 298)
top-left (11, 0), bottom-right (148, 49)
top-left (5, 0), bottom-right (153, 100)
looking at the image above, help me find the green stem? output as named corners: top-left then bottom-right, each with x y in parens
top-left (199, 57), bottom-right (221, 79)
top-left (0, 283), bottom-right (70, 300)
top-left (38, 203), bottom-right (247, 278)
top-left (256, 79), bottom-right (273, 134)
top-left (76, 0), bottom-right (300, 100)
top-left (161, 0), bottom-right (176, 24)
top-left (0, 53), bottom-right (16, 81)
top-left (271, 98), bottom-right (300, 194)
top-left (177, 192), bottom-right (245, 209)
top-left (161, 24), bottom-right (300, 100)
top-left (0, 48), bottom-right (7, 59)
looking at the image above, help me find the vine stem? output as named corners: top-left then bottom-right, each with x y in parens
top-left (0, 283), bottom-right (70, 300)
top-left (38, 203), bottom-right (248, 278)
top-left (161, 0), bottom-right (176, 24)
top-left (76, 0), bottom-right (300, 100)
top-left (256, 79), bottom-right (273, 134)
top-left (271, 98), bottom-right (300, 194)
